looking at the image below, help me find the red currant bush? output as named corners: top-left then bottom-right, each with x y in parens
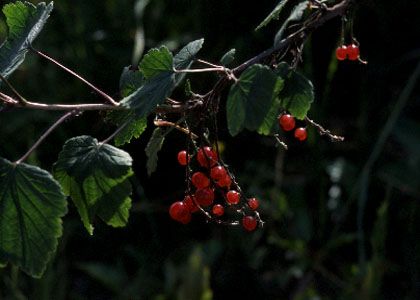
top-left (347, 43), bottom-right (360, 61)
top-left (197, 146), bottom-right (218, 168)
top-left (226, 190), bottom-right (240, 205)
top-left (169, 201), bottom-right (191, 224)
top-left (191, 171), bottom-right (210, 189)
top-left (210, 166), bottom-right (227, 181)
top-left (195, 188), bottom-right (215, 207)
top-left (278, 114), bottom-right (296, 131)
top-left (183, 195), bottom-right (199, 213)
top-left (212, 204), bottom-right (225, 217)
top-left (248, 198), bottom-right (259, 210)
top-left (177, 150), bottom-right (188, 166)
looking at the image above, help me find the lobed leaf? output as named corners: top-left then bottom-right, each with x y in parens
top-left (274, 1), bottom-right (309, 46)
top-left (226, 64), bottom-right (282, 136)
top-left (173, 38), bottom-right (204, 85)
top-left (0, 157), bottom-right (67, 278)
top-left (255, 0), bottom-right (289, 31)
top-left (0, 1), bottom-right (54, 79)
top-left (145, 128), bottom-right (166, 176)
top-left (139, 46), bottom-right (173, 79)
top-left (53, 136), bottom-right (133, 235)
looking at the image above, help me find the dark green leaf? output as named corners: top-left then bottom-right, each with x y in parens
top-left (0, 157), bottom-right (67, 278)
top-left (173, 38), bottom-right (204, 85)
top-left (53, 136), bottom-right (133, 234)
top-left (106, 110), bottom-right (148, 147)
top-left (277, 64), bottom-right (314, 120)
top-left (145, 128), bottom-right (165, 176)
top-left (220, 48), bottom-right (236, 66)
top-left (119, 66), bottom-right (144, 98)
top-left (139, 46), bottom-right (173, 79)
top-left (274, 1), bottom-right (308, 46)
top-left (255, 0), bottom-right (289, 31)
top-left (120, 71), bottom-right (176, 117)
top-left (0, 1), bottom-right (53, 79)
top-left (227, 64), bottom-right (282, 136)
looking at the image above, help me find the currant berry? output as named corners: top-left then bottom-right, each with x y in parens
top-left (294, 127), bottom-right (307, 141)
top-left (336, 45), bottom-right (347, 61)
top-left (195, 188), bottom-right (215, 207)
top-left (177, 150), bottom-right (188, 166)
top-left (169, 201), bottom-right (191, 224)
top-left (212, 204), bottom-right (225, 217)
top-left (183, 195), bottom-right (199, 213)
top-left (210, 166), bottom-right (227, 181)
top-left (217, 174), bottom-right (232, 188)
top-left (197, 147), bottom-right (218, 168)
top-left (242, 216), bottom-right (257, 231)
top-left (191, 172), bottom-right (210, 189)
top-left (278, 114), bottom-right (296, 131)
top-left (226, 190), bottom-right (240, 205)
top-left (248, 198), bottom-right (259, 210)
top-left (347, 43), bottom-right (360, 61)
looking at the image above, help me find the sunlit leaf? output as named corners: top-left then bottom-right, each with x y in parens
top-left (0, 157), bottom-right (67, 277)
top-left (0, 1), bottom-right (53, 79)
top-left (53, 136), bottom-right (133, 235)
top-left (140, 46), bottom-right (173, 79)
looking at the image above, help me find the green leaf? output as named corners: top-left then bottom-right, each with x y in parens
top-left (220, 48), bottom-right (236, 66)
top-left (0, 157), bottom-right (67, 278)
top-left (0, 1), bottom-right (54, 78)
top-left (173, 38), bottom-right (204, 85)
top-left (139, 46), bottom-right (173, 79)
top-left (53, 136), bottom-right (133, 235)
top-left (274, 1), bottom-right (308, 46)
top-left (226, 64), bottom-right (282, 136)
top-left (277, 63), bottom-right (314, 120)
top-left (120, 71), bottom-right (176, 117)
top-left (119, 66), bottom-right (144, 98)
top-left (255, 0), bottom-right (289, 31)
top-left (145, 128), bottom-right (165, 176)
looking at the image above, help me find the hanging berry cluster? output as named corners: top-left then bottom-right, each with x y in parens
top-left (335, 43), bottom-right (360, 61)
top-left (169, 146), bottom-right (262, 231)
top-left (278, 113), bottom-right (308, 141)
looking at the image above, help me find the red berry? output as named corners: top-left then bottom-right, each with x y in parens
top-left (242, 216), bottom-right (257, 231)
top-left (212, 204), bottom-right (225, 216)
top-left (248, 198), bottom-right (259, 210)
top-left (210, 166), bottom-right (227, 181)
top-left (347, 43), bottom-right (360, 61)
top-left (169, 201), bottom-right (191, 224)
top-left (226, 190), bottom-right (240, 205)
top-left (195, 188), bottom-right (215, 207)
top-left (191, 172), bottom-right (210, 189)
top-left (197, 147), bottom-right (218, 168)
top-left (177, 150), bottom-right (188, 166)
top-left (294, 127), bottom-right (307, 141)
top-left (183, 195), bottom-right (199, 213)
top-left (278, 114), bottom-right (296, 131)
top-left (217, 174), bottom-right (232, 188)
top-left (336, 45), bottom-right (347, 61)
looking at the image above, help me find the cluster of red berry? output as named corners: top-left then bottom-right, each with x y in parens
top-left (169, 146), bottom-right (261, 231)
top-left (335, 43), bottom-right (360, 61)
top-left (278, 113), bottom-right (307, 141)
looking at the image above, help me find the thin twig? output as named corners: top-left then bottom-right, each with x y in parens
top-left (15, 111), bottom-right (77, 164)
top-left (154, 119), bottom-right (198, 139)
top-left (274, 134), bottom-right (289, 150)
top-left (174, 67), bottom-right (226, 73)
top-left (101, 117), bottom-right (132, 145)
top-left (0, 74), bottom-right (28, 104)
top-left (305, 117), bottom-right (345, 142)
top-left (30, 46), bottom-right (119, 106)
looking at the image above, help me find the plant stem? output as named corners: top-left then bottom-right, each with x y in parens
top-left (174, 67), bottom-right (226, 73)
top-left (15, 111), bottom-right (77, 164)
top-left (31, 47), bottom-right (119, 106)
top-left (101, 117), bottom-right (132, 144)
top-left (0, 74), bottom-right (28, 104)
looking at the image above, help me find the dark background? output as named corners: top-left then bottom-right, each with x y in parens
top-left (1, 0), bottom-right (420, 299)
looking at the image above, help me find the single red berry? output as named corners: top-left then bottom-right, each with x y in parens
top-left (195, 188), bottom-right (215, 207)
top-left (177, 150), bottom-right (188, 166)
top-left (242, 216), bottom-right (257, 231)
top-left (191, 172), bottom-right (210, 189)
top-left (217, 174), bottom-right (232, 188)
top-left (226, 190), bottom-right (240, 205)
top-left (210, 166), bottom-right (227, 181)
top-left (294, 127), bottom-right (307, 141)
top-left (197, 147), bottom-right (218, 168)
top-left (278, 114), bottom-right (296, 131)
top-left (336, 45), bottom-right (347, 61)
top-left (212, 204), bottom-right (225, 217)
top-left (169, 201), bottom-right (191, 224)
top-left (183, 195), bottom-right (199, 213)
top-left (347, 43), bottom-right (360, 61)
top-left (248, 198), bottom-right (259, 210)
